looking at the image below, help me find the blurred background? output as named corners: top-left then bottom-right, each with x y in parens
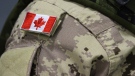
top-left (0, 0), bottom-right (18, 33)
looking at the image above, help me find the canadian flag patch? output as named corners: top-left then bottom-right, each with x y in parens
top-left (21, 12), bottom-right (57, 34)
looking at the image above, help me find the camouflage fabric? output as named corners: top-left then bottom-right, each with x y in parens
top-left (70, 0), bottom-right (135, 34)
top-left (0, 0), bottom-right (135, 76)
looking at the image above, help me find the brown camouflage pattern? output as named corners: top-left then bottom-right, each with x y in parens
top-left (0, 0), bottom-right (135, 76)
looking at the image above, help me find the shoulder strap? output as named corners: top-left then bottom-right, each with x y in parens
top-left (70, 0), bottom-right (135, 34)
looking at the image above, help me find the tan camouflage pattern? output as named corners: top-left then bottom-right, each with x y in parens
top-left (97, 25), bottom-right (135, 76)
top-left (34, 15), bottom-right (109, 76)
top-left (0, 0), bottom-right (135, 76)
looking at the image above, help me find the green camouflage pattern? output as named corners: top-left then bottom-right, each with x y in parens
top-left (0, 0), bottom-right (135, 76)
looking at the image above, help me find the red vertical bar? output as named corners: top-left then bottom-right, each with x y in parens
top-left (43, 16), bottom-right (56, 33)
top-left (21, 12), bottom-right (36, 30)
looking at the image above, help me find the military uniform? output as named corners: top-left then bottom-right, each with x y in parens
top-left (0, 0), bottom-right (135, 76)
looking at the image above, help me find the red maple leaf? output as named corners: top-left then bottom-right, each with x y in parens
top-left (34, 17), bottom-right (45, 30)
